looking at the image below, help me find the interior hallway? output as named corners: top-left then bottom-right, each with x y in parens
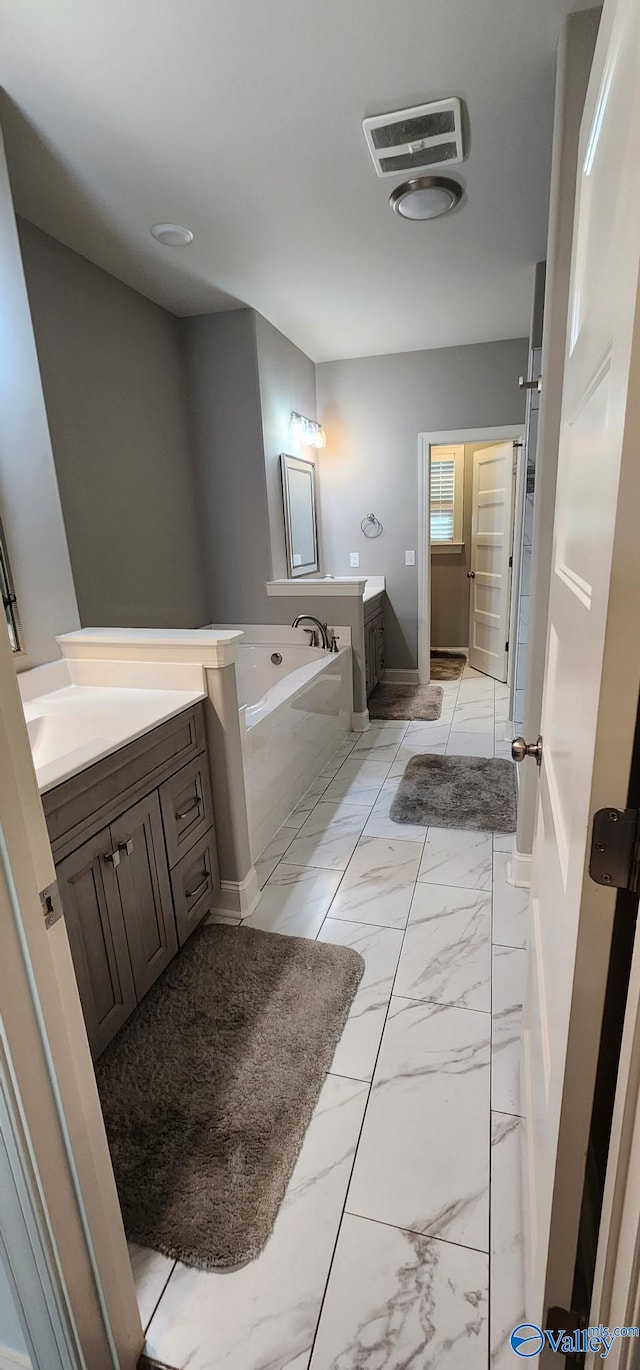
top-left (133, 667), bottom-right (529, 1369)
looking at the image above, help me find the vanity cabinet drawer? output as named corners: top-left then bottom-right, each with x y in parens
top-left (160, 754), bottom-right (213, 868)
top-left (44, 704), bottom-right (206, 862)
top-left (170, 829), bottom-right (219, 946)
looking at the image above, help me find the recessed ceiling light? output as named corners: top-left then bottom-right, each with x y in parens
top-left (150, 223), bottom-right (194, 246)
top-left (389, 176), bottom-right (463, 221)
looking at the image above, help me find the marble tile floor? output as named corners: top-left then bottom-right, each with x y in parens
top-left (134, 668), bottom-right (529, 1370)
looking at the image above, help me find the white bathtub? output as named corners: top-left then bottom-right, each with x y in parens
top-left (217, 626), bottom-right (352, 860)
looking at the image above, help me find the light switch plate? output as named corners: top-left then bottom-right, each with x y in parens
top-left (405, 550), bottom-right (416, 566)
top-left (350, 552), bottom-right (360, 567)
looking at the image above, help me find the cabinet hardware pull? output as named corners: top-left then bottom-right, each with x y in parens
top-left (118, 839), bottom-right (134, 857)
top-left (176, 798), bottom-right (201, 821)
top-left (104, 849), bottom-right (121, 868)
top-left (185, 872), bottom-right (209, 901)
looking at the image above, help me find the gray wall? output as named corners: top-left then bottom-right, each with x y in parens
top-left (182, 309), bottom-right (271, 623)
top-left (316, 338), bottom-right (528, 669)
top-left (0, 134), bottom-right (80, 670)
top-left (254, 312), bottom-right (318, 581)
top-left (20, 220), bottom-right (208, 629)
top-left (184, 307), bottom-right (321, 624)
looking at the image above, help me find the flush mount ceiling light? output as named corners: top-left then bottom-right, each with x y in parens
top-left (389, 176), bottom-right (463, 221)
top-left (150, 223), bottom-right (194, 246)
top-left (290, 412), bottom-right (326, 449)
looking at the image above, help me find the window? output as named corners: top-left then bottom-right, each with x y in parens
top-left (0, 519), bottom-right (21, 653)
top-left (430, 445), bottom-right (464, 550)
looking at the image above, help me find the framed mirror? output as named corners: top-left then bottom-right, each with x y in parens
top-left (280, 453), bottom-right (319, 577)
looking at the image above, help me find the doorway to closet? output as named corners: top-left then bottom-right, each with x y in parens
top-left (417, 426), bottom-right (525, 688)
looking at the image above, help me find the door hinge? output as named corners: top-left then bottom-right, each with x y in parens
top-left (39, 879), bottom-right (64, 930)
top-left (505, 640), bottom-right (509, 652)
top-left (589, 808), bottom-right (640, 894)
top-left (509, 555), bottom-right (513, 568)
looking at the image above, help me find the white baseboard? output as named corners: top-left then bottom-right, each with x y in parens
top-left (383, 669), bottom-right (419, 684)
top-left (351, 709), bottom-right (370, 731)
top-left (215, 868), bottom-right (261, 917)
top-left (507, 850), bottom-right (532, 888)
top-left (0, 1349), bottom-right (31, 1370)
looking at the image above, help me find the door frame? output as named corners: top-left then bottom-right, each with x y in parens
top-left (417, 426), bottom-right (525, 686)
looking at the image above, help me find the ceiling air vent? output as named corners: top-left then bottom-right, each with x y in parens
top-left (363, 98), bottom-right (464, 178)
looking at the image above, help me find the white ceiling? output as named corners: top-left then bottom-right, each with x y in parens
top-left (0, 0), bottom-right (594, 362)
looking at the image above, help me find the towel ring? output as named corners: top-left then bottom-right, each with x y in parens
top-left (361, 513), bottom-right (384, 538)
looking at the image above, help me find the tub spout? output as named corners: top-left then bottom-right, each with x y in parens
top-left (291, 615), bottom-right (330, 650)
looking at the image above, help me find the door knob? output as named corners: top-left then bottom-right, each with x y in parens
top-left (512, 736), bottom-right (543, 766)
top-left (467, 570), bottom-right (476, 579)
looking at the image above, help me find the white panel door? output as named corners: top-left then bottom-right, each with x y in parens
top-left (521, 0), bottom-right (640, 1337)
top-left (468, 442), bottom-right (515, 682)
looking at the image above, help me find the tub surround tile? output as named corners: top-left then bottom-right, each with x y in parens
top-left (145, 1074), bottom-right (368, 1370)
top-left (244, 864), bottom-right (342, 938)
top-left (361, 781), bottom-right (429, 843)
top-left (493, 852), bottom-right (530, 948)
top-left (347, 998), bottom-right (490, 1252)
top-left (418, 828), bottom-right (493, 891)
top-left (309, 1213), bottom-right (488, 1370)
top-left (128, 1243), bottom-right (173, 1331)
top-left (318, 919), bottom-right (404, 1081)
top-left (491, 1113), bottom-right (525, 1368)
top-left (284, 800), bottom-right (370, 871)
top-left (396, 883), bottom-right (491, 1013)
top-left (329, 835), bottom-right (424, 928)
top-left (491, 945), bottom-right (527, 1115)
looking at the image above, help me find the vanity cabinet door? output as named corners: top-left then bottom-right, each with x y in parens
top-left (110, 792), bottom-right (178, 1003)
top-left (56, 830), bottom-right (136, 1060)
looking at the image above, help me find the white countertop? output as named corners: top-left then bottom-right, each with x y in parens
top-left (265, 576), bottom-right (385, 604)
top-left (18, 654), bottom-right (210, 794)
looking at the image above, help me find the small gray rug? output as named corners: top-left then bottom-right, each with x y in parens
top-left (391, 753), bottom-right (517, 832)
top-left (96, 924), bottom-right (364, 1270)
top-left (368, 682), bottom-right (443, 721)
top-left (430, 653), bottom-right (466, 682)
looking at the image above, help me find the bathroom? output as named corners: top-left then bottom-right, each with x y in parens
top-left (0, 2), bottom-right (617, 1366)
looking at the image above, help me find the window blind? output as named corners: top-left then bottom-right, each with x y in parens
top-left (430, 457), bottom-right (456, 542)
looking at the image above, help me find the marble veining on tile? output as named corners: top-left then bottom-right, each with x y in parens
top-left (396, 883), bottom-right (492, 1012)
top-left (347, 997), bottom-right (491, 1252)
top-left (309, 1214), bottom-right (488, 1370)
top-left (318, 918), bottom-right (404, 1081)
top-left (493, 851), bottom-right (530, 948)
top-left (491, 1112), bottom-right (525, 1367)
top-left (491, 944), bottom-right (528, 1115)
top-left (245, 864), bottom-right (343, 938)
top-left (329, 835), bottom-right (423, 928)
top-left (284, 799), bottom-right (370, 871)
top-left (418, 827), bottom-right (493, 891)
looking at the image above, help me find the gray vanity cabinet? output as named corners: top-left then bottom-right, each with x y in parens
top-left (109, 792), bottom-right (178, 1000)
top-left (364, 595), bottom-right (385, 697)
top-left (57, 830), bottom-right (137, 1059)
top-left (47, 703), bottom-right (219, 1059)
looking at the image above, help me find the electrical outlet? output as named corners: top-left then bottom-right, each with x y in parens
top-left (405, 550), bottom-right (416, 566)
top-left (350, 552), bottom-right (360, 567)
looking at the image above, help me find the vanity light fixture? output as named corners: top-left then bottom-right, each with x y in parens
top-left (290, 412), bottom-right (326, 449)
top-left (150, 223), bottom-right (194, 246)
top-left (389, 175), bottom-right (463, 221)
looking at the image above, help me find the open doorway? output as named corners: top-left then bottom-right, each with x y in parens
top-left (418, 426), bottom-right (525, 687)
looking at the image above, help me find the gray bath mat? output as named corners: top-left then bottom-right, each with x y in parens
top-left (391, 753), bottom-right (517, 832)
top-left (368, 682), bottom-right (443, 721)
top-left (96, 924), bottom-right (364, 1270)
top-left (430, 652), bottom-right (466, 682)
